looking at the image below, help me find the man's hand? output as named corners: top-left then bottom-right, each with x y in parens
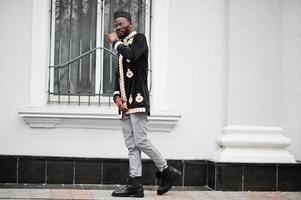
top-left (115, 97), bottom-right (129, 113)
top-left (105, 32), bottom-right (119, 44)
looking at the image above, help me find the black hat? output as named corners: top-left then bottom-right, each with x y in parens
top-left (114, 11), bottom-right (132, 21)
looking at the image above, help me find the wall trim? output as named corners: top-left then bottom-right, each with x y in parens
top-left (18, 105), bottom-right (180, 132)
top-left (212, 125), bottom-right (296, 163)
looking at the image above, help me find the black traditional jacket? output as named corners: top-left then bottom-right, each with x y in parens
top-left (112, 31), bottom-right (150, 115)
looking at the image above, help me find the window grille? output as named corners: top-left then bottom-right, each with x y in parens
top-left (48, 0), bottom-right (151, 106)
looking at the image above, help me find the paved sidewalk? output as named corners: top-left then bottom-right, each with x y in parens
top-left (0, 189), bottom-right (300, 200)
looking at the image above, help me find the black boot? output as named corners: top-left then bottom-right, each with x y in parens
top-left (112, 177), bottom-right (144, 198)
top-left (156, 167), bottom-right (181, 195)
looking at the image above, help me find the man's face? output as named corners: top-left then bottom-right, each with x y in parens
top-left (114, 17), bottom-right (132, 39)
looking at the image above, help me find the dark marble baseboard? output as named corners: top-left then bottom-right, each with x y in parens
top-left (208, 161), bottom-right (301, 191)
top-left (0, 183), bottom-right (210, 191)
top-left (0, 155), bottom-right (300, 191)
top-left (0, 155), bottom-right (206, 187)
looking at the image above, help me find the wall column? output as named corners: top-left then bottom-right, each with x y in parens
top-left (213, 0), bottom-right (295, 163)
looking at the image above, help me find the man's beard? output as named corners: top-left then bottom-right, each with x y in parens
top-left (117, 29), bottom-right (130, 39)
top-left (117, 33), bottom-right (127, 39)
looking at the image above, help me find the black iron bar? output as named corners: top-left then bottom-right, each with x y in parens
top-left (98, 0), bottom-right (104, 106)
top-left (78, 0), bottom-right (82, 106)
top-left (88, 40), bottom-right (92, 106)
top-left (67, 0), bottom-right (73, 104)
top-left (58, 39), bottom-right (61, 104)
top-left (48, 0), bottom-right (53, 103)
top-left (78, 40), bottom-right (82, 105)
top-left (50, 47), bottom-right (116, 69)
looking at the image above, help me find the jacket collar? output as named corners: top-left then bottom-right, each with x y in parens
top-left (123, 31), bottom-right (137, 42)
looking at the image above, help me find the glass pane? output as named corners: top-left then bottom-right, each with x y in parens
top-left (69, 0), bottom-right (81, 94)
top-left (54, 0), bottom-right (97, 95)
top-left (54, 0), bottom-right (71, 94)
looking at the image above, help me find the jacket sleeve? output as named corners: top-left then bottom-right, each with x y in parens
top-left (112, 33), bottom-right (148, 62)
top-left (113, 67), bottom-right (120, 103)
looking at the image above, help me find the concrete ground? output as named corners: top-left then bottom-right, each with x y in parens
top-left (0, 188), bottom-right (300, 200)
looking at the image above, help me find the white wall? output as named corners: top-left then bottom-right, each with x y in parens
top-left (227, 0), bottom-right (282, 126)
top-left (0, 0), bottom-right (127, 159)
top-left (0, 0), bottom-right (32, 152)
top-left (282, 0), bottom-right (301, 160)
top-left (0, 0), bottom-right (300, 161)
top-left (166, 0), bottom-right (227, 159)
top-left (0, 0), bottom-right (227, 160)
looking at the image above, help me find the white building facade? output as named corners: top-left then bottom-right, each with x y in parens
top-left (0, 0), bottom-right (301, 190)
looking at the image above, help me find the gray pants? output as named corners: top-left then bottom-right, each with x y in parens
top-left (120, 112), bottom-right (167, 177)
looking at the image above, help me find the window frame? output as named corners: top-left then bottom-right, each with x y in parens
top-left (19, 0), bottom-right (180, 132)
top-left (48, 0), bottom-right (152, 105)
